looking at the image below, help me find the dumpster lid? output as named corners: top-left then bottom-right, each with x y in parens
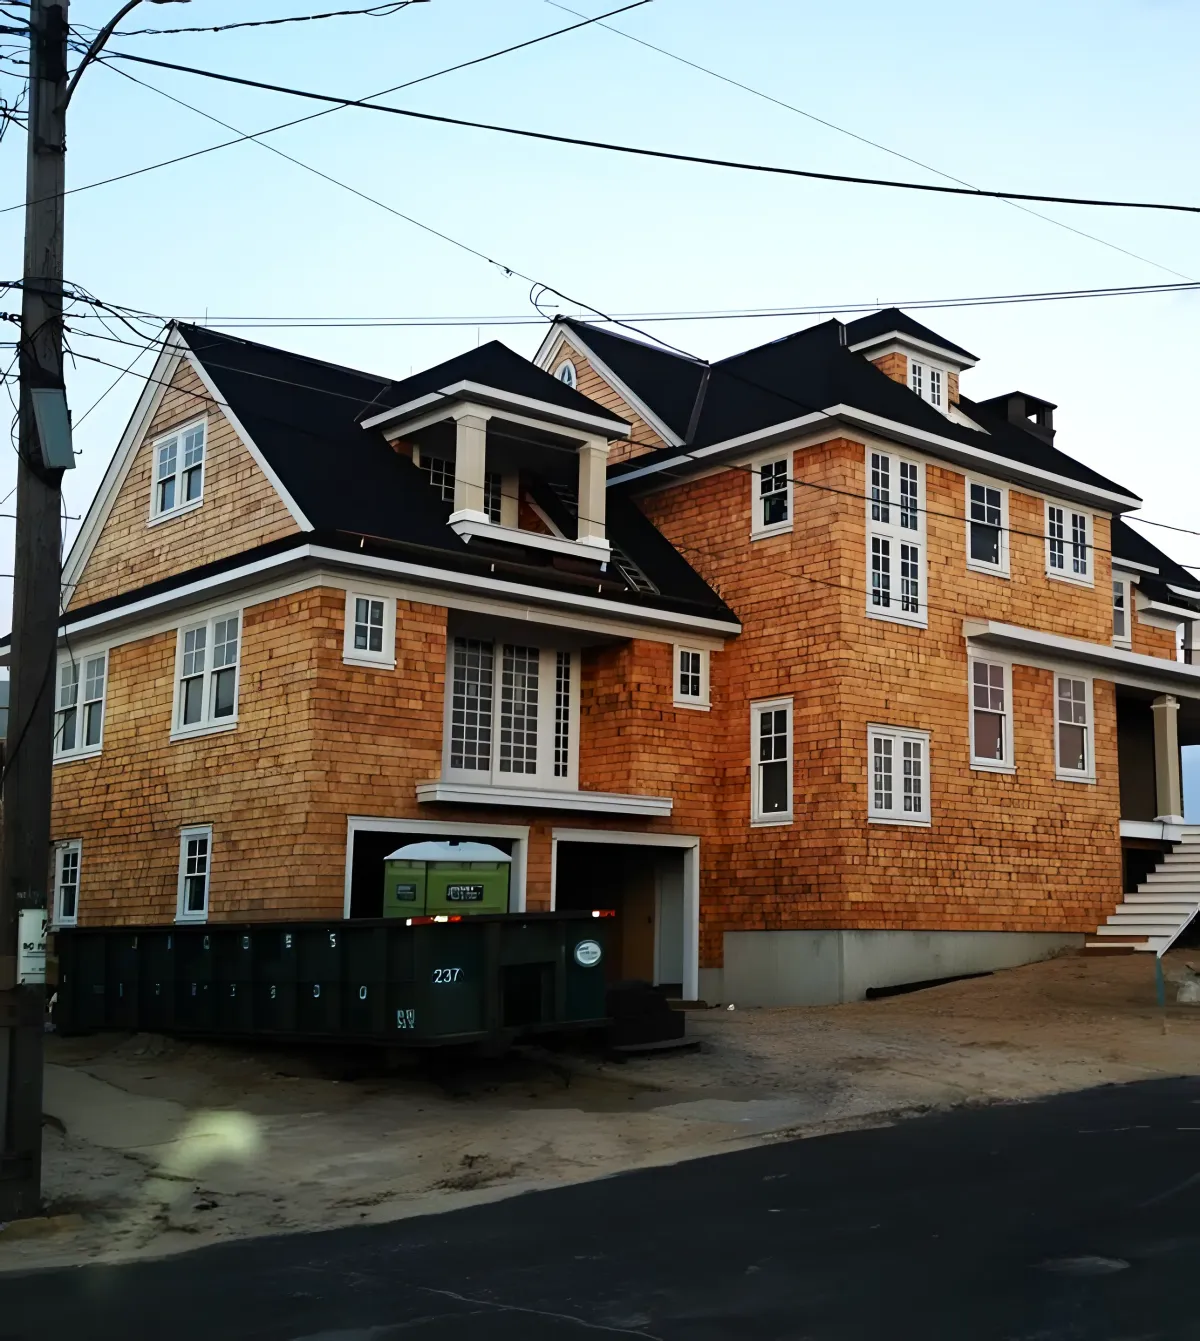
top-left (383, 840), bottom-right (513, 863)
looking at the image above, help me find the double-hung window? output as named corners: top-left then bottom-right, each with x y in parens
top-left (54, 651), bottom-right (107, 760)
top-left (970, 660), bottom-right (1013, 771)
top-left (445, 636), bottom-right (579, 789)
top-left (867, 450), bottom-right (926, 627)
top-left (752, 455), bottom-right (791, 537)
top-left (151, 419), bottom-right (205, 520)
top-left (674, 645), bottom-right (710, 709)
top-left (1112, 576), bottom-right (1133, 648)
top-left (53, 840), bottom-right (81, 926)
top-left (174, 611), bottom-right (240, 736)
top-left (750, 698), bottom-right (792, 824)
top-left (1045, 502), bottom-right (1092, 584)
top-left (343, 591), bottom-right (396, 667)
top-left (966, 480), bottom-right (1009, 576)
top-left (868, 725), bottom-right (931, 825)
top-left (418, 453), bottom-right (504, 524)
top-left (1055, 676), bottom-right (1094, 781)
top-left (176, 825), bottom-right (212, 922)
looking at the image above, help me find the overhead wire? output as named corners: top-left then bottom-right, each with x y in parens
top-left (91, 45), bottom-right (1200, 216)
top-left (77, 2), bottom-right (424, 39)
top-left (545, 0), bottom-right (1195, 284)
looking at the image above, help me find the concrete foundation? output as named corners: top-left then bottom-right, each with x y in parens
top-left (716, 929), bottom-right (1085, 1007)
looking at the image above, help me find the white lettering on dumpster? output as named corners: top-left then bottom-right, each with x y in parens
top-left (432, 967), bottom-right (463, 984)
top-left (396, 1008), bottom-right (415, 1029)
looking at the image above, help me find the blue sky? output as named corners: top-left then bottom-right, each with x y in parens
top-left (3, 0), bottom-right (1199, 804)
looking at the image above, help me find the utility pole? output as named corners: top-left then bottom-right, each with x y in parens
top-left (0, 0), bottom-right (69, 1223)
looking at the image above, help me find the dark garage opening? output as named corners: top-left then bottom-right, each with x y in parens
top-left (347, 829), bottom-right (517, 919)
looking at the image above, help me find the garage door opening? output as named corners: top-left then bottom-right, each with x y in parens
top-left (553, 841), bottom-right (687, 995)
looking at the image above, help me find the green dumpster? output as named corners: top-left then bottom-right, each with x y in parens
top-left (382, 840), bottom-right (511, 917)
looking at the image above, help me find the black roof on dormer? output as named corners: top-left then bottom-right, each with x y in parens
top-left (843, 307), bottom-right (977, 362)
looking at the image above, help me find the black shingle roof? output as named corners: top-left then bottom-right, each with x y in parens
top-left (372, 340), bottom-right (628, 426)
top-left (587, 315), bottom-right (1138, 503)
top-left (843, 307), bottom-right (977, 362)
top-left (176, 325), bottom-right (733, 625)
top-left (1112, 517), bottom-right (1200, 610)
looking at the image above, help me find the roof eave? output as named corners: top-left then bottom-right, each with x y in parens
top-left (360, 379), bottom-right (630, 439)
top-left (847, 330), bottom-right (978, 369)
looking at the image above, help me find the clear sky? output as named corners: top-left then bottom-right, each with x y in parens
top-left (3, 0), bottom-right (1199, 802)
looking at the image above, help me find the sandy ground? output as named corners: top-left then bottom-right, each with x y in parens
top-left (4, 947), bottom-right (1200, 1272)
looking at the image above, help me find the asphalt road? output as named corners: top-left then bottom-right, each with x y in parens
top-left (9, 1077), bottom-right (1200, 1340)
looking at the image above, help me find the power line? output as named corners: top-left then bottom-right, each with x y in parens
top-left (80, 2), bottom-right (423, 38)
top-left (545, 0), bottom-right (1195, 285)
top-left (92, 45), bottom-right (1200, 216)
top-left (52, 277), bottom-right (1200, 329)
top-left (1, 1), bottom-right (655, 217)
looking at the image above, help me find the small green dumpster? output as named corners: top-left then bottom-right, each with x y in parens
top-left (382, 840), bottom-right (511, 917)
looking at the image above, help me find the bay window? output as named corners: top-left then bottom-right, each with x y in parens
top-left (444, 635), bottom-right (580, 789)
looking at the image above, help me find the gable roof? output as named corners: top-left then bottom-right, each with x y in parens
top-left (170, 325), bottom-right (732, 625)
top-left (843, 307), bottom-right (978, 363)
top-left (584, 315), bottom-right (1138, 507)
top-left (365, 339), bottom-right (629, 433)
top-left (1112, 517), bottom-right (1200, 610)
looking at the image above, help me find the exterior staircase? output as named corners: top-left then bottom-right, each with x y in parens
top-left (1088, 826), bottom-right (1200, 953)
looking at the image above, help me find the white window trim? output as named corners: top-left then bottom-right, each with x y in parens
top-left (965, 477), bottom-right (1010, 578)
top-left (147, 416), bottom-right (207, 524)
top-left (53, 647), bottom-right (108, 763)
top-left (750, 696), bottom-right (793, 826)
top-left (176, 824), bottom-right (213, 923)
top-left (1112, 575), bottom-right (1134, 650)
top-left (908, 358), bottom-right (950, 414)
top-left (555, 359), bottom-right (578, 389)
top-left (1044, 499), bottom-right (1094, 588)
top-left (750, 451), bottom-right (793, 540)
top-left (867, 724), bottom-right (932, 827)
top-left (968, 657), bottom-right (1016, 774)
top-left (342, 590), bottom-right (397, 669)
top-left (865, 448), bottom-right (928, 630)
top-left (673, 644), bottom-right (710, 710)
top-left (52, 839), bottom-right (81, 928)
top-left (441, 637), bottom-right (582, 792)
top-left (170, 607), bottom-right (242, 743)
top-left (1054, 674), bottom-right (1096, 784)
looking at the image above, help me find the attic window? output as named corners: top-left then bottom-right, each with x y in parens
top-left (555, 360), bottom-right (578, 389)
top-left (420, 453), bottom-right (502, 523)
top-left (909, 362), bottom-right (945, 412)
top-left (150, 419), bottom-right (206, 520)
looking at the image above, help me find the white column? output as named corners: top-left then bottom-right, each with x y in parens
top-left (451, 412), bottom-right (489, 521)
top-left (576, 436), bottom-right (609, 547)
top-left (1152, 693), bottom-right (1185, 823)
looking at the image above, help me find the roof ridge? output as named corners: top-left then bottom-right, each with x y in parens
top-left (177, 321), bottom-right (393, 387)
top-left (561, 317), bottom-right (708, 367)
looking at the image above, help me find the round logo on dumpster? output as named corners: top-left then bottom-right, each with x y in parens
top-left (574, 938), bottom-right (603, 968)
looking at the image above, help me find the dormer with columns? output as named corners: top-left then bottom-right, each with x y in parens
top-left (358, 342), bottom-right (630, 564)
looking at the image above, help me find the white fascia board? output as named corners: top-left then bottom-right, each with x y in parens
top-left (1169, 583), bottom-right (1200, 601)
top-left (62, 332), bottom-right (183, 593)
top-left (847, 330), bottom-right (978, 369)
top-left (449, 516), bottom-right (611, 561)
top-left (536, 324), bottom-right (688, 450)
top-left (963, 618), bottom-right (1200, 696)
top-left (47, 544), bottom-right (741, 649)
top-left (1120, 819), bottom-right (1184, 842)
top-left (182, 347), bottom-right (311, 530)
top-left (1142, 600), bottom-right (1198, 621)
top-left (416, 780), bottom-right (673, 817)
top-left (614, 403), bottom-right (1141, 513)
top-left (360, 378), bottom-right (629, 439)
top-left (1113, 556), bottom-right (1159, 575)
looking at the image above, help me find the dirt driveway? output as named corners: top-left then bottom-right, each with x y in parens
top-left (4, 948), bottom-right (1199, 1272)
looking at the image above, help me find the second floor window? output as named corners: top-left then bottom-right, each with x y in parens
top-left (967, 481), bottom-right (1007, 573)
top-left (176, 612), bottom-right (240, 735)
top-left (868, 452), bottom-right (924, 626)
top-left (674, 645), bottom-right (710, 708)
top-left (445, 636), bottom-right (578, 788)
top-left (55, 652), bottom-right (106, 759)
top-left (752, 457), bottom-right (791, 536)
top-left (152, 420), bottom-right (205, 518)
top-left (1112, 576), bottom-right (1132, 647)
top-left (1046, 503), bottom-right (1091, 582)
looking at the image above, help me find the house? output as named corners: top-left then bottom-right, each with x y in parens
top-left (36, 309), bottom-right (1200, 1007)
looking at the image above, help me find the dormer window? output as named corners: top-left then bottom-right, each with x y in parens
top-left (909, 361), bottom-right (944, 411)
top-left (419, 451), bottom-right (503, 524)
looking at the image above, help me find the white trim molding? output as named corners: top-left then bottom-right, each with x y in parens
top-left (416, 780), bottom-right (673, 817)
top-left (968, 656), bottom-right (1015, 774)
top-left (448, 515), bottom-right (611, 562)
top-left (343, 815), bottom-right (530, 917)
top-left (176, 824), bottom-right (213, 923)
top-left (867, 723), bottom-right (932, 826)
top-left (965, 476), bottom-right (1010, 578)
top-left (1120, 819), bottom-right (1184, 843)
top-left (1044, 498), bottom-right (1094, 588)
top-left (963, 618), bottom-right (1200, 698)
top-left (1053, 673), bottom-right (1095, 784)
top-left (550, 826), bottom-right (701, 1000)
top-left (847, 329), bottom-right (978, 369)
top-left (342, 588), bottom-right (397, 669)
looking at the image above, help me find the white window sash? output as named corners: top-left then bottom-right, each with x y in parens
top-left (173, 611), bottom-right (241, 738)
top-left (149, 418), bottom-right (206, 521)
top-left (1054, 675), bottom-right (1094, 781)
top-left (53, 841), bottom-right (81, 926)
top-left (750, 697), bottom-right (793, 825)
top-left (751, 454), bottom-right (792, 537)
top-left (176, 825), bottom-right (212, 923)
top-left (54, 650), bottom-right (107, 760)
top-left (1045, 500), bottom-right (1093, 586)
top-left (1112, 576), bottom-right (1133, 647)
top-left (674, 645), bottom-right (710, 709)
top-left (443, 638), bottom-right (579, 789)
top-left (968, 659), bottom-right (1014, 772)
top-left (867, 450), bottom-right (926, 627)
top-left (965, 479), bottom-right (1009, 576)
top-left (867, 725), bottom-right (931, 825)
top-left (342, 590), bottom-right (397, 667)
